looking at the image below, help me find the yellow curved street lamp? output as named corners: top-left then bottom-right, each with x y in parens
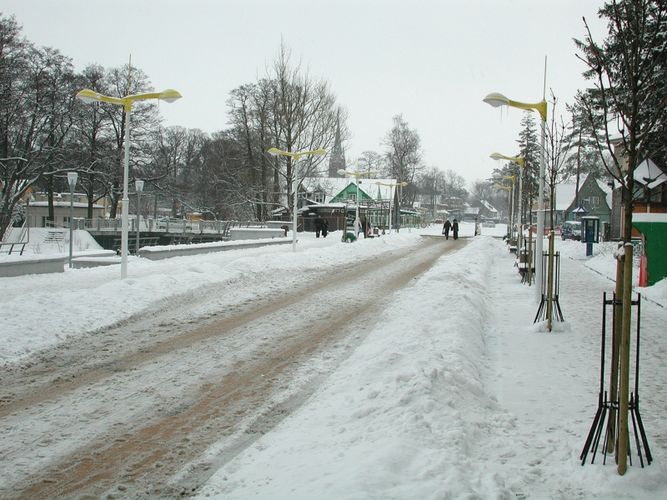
top-left (76, 88), bottom-right (182, 279)
top-left (491, 152), bottom-right (526, 253)
top-left (267, 147), bottom-right (327, 251)
top-left (375, 181), bottom-right (408, 233)
top-left (484, 92), bottom-right (547, 297)
top-left (483, 93), bottom-right (546, 121)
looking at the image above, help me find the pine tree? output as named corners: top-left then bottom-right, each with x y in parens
top-left (575, 0), bottom-right (667, 242)
top-left (516, 112), bottom-right (539, 227)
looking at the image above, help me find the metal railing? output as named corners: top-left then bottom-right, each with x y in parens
top-left (79, 218), bottom-right (271, 236)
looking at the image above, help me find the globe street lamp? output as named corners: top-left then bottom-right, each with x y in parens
top-left (76, 88), bottom-right (182, 279)
top-left (484, 92), bottom-right (547, 298)
top-left (67, 171), bottom-right (78, 269)
top-left (135, 179), bottom-right (144, 255)
top-left (491, 153), bottom-right (525, 251)
top-left (267, 147), bottom-right (327, 251)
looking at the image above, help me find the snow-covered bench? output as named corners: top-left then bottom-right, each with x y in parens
top-left (229, 228), bottom-right (286, 240)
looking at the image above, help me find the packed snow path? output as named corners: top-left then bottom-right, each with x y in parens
top-left (0, 235), bottom-right (465, 498)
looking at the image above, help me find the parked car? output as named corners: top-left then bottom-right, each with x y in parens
top-left (561, 220), bottom-right (582, 241)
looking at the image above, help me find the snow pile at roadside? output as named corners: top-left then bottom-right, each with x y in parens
top-left (559, 239), bottom-right (667, 304)
top-left (196, 237), bottom-right (513, 499)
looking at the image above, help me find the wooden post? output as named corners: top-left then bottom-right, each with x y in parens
top-left (528, 229), bottom-right (533, 286)
top-left (547, 231), bottom-right (555, 331)
top-left (607, 245), bottom-right (624, 453)
top-left (617, 242), bottom-right (633, 475)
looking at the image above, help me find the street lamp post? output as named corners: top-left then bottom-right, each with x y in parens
top-left (503, 175), bottom-right (516, 240)
top-left (376, 181), bottom-right (408, 234)
top-left (484, 92), bottom-right (547, 298)
top-left (76, 88), bottom-right (181, 279)
top-left (67, 171), bottom-right (78, 269)
top-left (267, 147), bottom-right (327, 251)
top-left (490, 153), bottom-right (525, 251)
top-left (135, 179), bottom-right (144, 255)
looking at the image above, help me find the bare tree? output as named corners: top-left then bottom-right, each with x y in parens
top-left (383, 114), bottom-right (423, 206)
top-left (544, 92), bottom-right (572, 229)
top-left (227, 44), bottom-right (341, 220)
top-left (267, 45), bottom-right (339, 217)
top-left (0, 15), bottom-right (77, 238)
top-left (98, 63), bottom-right (161, 219)
top-left (356, 150), bottom-right (385, 176)
top-left (575, 0), bottom-right (667, 242)
top-left (70, 63), bottom-right (115, 218)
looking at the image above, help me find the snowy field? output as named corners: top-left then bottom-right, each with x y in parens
top-left (1, 222), bottom-right (666, 499)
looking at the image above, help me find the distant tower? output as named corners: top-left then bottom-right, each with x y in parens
top-left (328, 113), bottom-right (346, 177)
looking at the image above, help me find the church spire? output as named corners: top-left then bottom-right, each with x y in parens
top-left (328, 111), bottom-right (346, 177)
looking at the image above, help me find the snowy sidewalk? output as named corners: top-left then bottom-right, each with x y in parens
top-left (483, 240), bottom-right (667, 498)
top-left (195, 236), bottom-right (667, 499)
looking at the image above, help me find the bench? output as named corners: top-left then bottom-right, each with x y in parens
top-left (228, 228), bottom-right (286, 240)
top-left (0, 241), bottom-right (27, 255)
top-left (112, 236), bottom-right (161, 254)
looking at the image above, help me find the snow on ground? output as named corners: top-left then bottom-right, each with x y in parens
top-left (2, 222), bottom-right (666, 498)
top-left (0, 226), bottom-right (434, 363)
top-left (193, 231), bottom-right (667, 499)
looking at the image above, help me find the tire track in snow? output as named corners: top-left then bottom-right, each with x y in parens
top-left (2, 236), bottom-right (468, 498)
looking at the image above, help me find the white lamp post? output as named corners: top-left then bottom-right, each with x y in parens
top-left (490, 153), bottom-right (525, 253)
top-left (67, 171), bottom-right (78, 269)
top-left (267, 147), bottom-right (327, 252)
top-left (135, 179), bottom-right (144, 254)
top-left (484, 92), bottom-right (547, 298)
top-left (76, 88), bottom-right (181, 278)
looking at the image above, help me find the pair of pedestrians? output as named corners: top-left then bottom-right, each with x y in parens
top-left (442, 219), bottom-right (459, 240)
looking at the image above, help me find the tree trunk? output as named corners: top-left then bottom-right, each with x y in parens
top-left (47, 176), bottom-right (55, 226)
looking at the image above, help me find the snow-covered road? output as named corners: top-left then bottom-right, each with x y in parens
top-left (2, 224), bottom-right (666, 499)
top-left (1, 234), bottom-right (466, 498)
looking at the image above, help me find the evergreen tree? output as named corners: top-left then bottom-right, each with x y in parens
top-left (516, 112), bottom-right (540, 226)
top-left (575, 0), bottom-right (667, 242)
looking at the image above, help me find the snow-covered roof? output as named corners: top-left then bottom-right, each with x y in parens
top-left (555, 182), bottom-right (579, 211)
top-left (29, 201), bottom-right (104, 209)
top-left (480, 200), bottom-right (498, 214)
top-left (302, 176), bottom-right (398, 202)
top-left (554, 175), bottom-right (613, 212)
top-left (634, 158), bottom-right (666, 189)
top-left (595, 178), bottom-right (613, 210)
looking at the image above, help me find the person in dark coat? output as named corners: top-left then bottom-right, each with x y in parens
top-left (321, 218), bottom-right (329, 238)
top-left (361, 216), bottom-right (369, 238)
top-left (314, 214), bottom-right (324, 238)
top-left (442, 219), bottom-right (452, 240)
top-left (452, 218), bottom-right (459, 240)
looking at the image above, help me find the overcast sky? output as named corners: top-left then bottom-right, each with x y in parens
top-left (3, 0), bottom-right (607, 186)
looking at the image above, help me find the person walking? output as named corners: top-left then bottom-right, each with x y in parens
top-left (314, 214), bottom-right (324, 238)
top-left (442, 219), bottom-right (452, 240)
top-left (321, 218), bottom-right (329, 238)
top-left (452, 218), bottom-right (459, 240)
top-left (361, 216), bottom-right (369, 239)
